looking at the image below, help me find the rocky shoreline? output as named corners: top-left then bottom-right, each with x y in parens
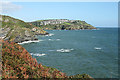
top-left (1, 15), bottom-right (49, 43)
top-left (1, 15), bottom-right (95, 79)
top-left (0, 27), bottom-right (49, 43)
top-left (1, 15), bottom-right (96, 43)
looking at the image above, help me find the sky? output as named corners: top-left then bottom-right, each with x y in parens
top-left (2, 0), bottom-right (120, 2)
top-left (1, 1), bottom-right (118, 27)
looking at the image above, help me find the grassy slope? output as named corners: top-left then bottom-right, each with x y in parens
top-left (30, 20), bottom-right (96, 30)
top-left (1, 40), bottom-right (94, 79)
top-left (1, 15), bottom-right (47, 42)
top-left (2, 40), bottom-right (66, 78)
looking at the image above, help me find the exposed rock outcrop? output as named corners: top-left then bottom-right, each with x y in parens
top-left (0, 15), bottom-right (48, 43)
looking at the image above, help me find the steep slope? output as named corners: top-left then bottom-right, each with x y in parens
top-left (1, 40), bottom-right (94, 79)
top-left (30, 19), bottom-right (96, 30)
top-left (0, 15), bottom-right (48, 43)
top-left (1, 40), bottom-right (66, 78)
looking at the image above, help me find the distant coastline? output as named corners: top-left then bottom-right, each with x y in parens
top-left (29, 19), bottom-right (96, 30)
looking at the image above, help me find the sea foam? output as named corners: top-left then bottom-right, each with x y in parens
top-left (48, 39), bottom-right (61, 41)
top-left (94, 47), bottom-right (102, 50)
top-left (56, 48), bottom-right (74, 53)
top-left (18, 40), bottom-right (42, 44)
top-left (92, 28), bottom-right (100, 30)
top-left (56, 39), bottom-right (60, 41)
top-left (45, 33), bottom-right (54, 36)
top-left (30, 53), bottom-right (46, 57)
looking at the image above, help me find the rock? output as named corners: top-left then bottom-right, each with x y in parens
top-left (25, 30), bottom-right (31, 37)
top-left (4, 19), bottom-right (9, 22)
top-left (32, 27), bottom-right (48, 35)
top-left (1, 15), bottom-right (49, 43)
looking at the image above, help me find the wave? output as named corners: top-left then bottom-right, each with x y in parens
top-left (92, 28), bottom-right (100, 30)
top-left (45, 33), bottom-right (54, 36)
top-left (48, 39), bottom-right (61, 41)
top-left (70, 48), bottom-right (74, 50)
top-left (48, 39), bottom-right (52, 41)
top-left (30, 53), bottom-right (46, 57)
top-left (94, 47), bottom-right (102, 50)
top-left (0, 36), bottom-right (5, 39)
top-left (56, 48), bottom-right (74, 53)
top-left (18, 40), bottom-right (43, 44)
top-left (56, 39), bottom-right (60, 41)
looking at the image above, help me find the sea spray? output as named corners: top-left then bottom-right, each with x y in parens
top-left (30, 53), bottom-right (46, 57)
top-left (94, 47), bottom-right (102, 50)
top-left (56, 48), bottom-right (74, 53)
top-left (45, 33), bottom-right (54, 36)
top-left (18, 40), bottom-right (43, 44)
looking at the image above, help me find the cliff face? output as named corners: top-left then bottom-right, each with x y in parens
top-left (0, 15), bottom-right (48, 43)
top-left (33, 19), bottom-right (73, 25)
top-left (1, 40), bottom-right (94, 79)
top-left (30, 19), bottom-right (96, 30)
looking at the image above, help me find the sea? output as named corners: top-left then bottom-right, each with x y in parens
top-left (20, 28), bottom-right (118, 78)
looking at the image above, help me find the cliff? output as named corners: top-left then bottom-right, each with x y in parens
top-left (0, 15), bottom-right (95, 79)
top-left (30, 19), bottom-right (96, 30)
top-left (0, 15), bottom-right (48, 43)
top-left (1, 40), bottom-right (94, 79)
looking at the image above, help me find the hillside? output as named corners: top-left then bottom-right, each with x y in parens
top-left (0, 15), bottom-right (48, 43)
top-left (1, 39), bottom-right (94, 79)
top-left (30, 19), bottom-right (96, 30)
top-left (0, 15), bottom-right (95, 79)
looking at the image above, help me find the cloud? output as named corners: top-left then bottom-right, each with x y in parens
top-left (0, 1), bottom-right (22, 13)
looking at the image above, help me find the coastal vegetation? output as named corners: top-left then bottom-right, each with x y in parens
top-left (1, 40), bottom-right (94, 79)
top-left (1, 15), bottom-right (95, 79)
top-left (0, 15), bottom-right (48, 43)
top-left (30, 19), bottom-right (96, 30)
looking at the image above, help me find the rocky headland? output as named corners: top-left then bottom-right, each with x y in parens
top-left (30, 19), bottom-right (96, 30)
top-left (0, 15), bottom-right (48, 43)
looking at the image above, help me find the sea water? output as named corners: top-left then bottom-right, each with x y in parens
top-left (21, 28), bottom-right (118, 78)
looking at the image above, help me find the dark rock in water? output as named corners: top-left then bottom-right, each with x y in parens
top-left (34, 38), bottom-right (38, 40)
